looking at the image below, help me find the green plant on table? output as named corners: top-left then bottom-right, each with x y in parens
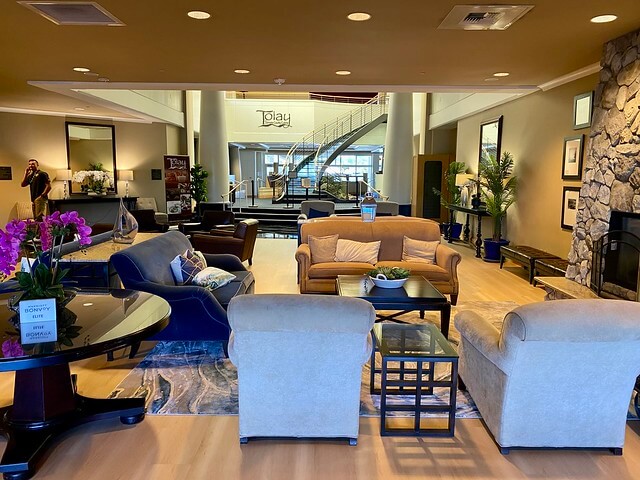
top-left (433, 161), bottom-right (467, 223)
top-left (367, 266), bottom-right (410, 280)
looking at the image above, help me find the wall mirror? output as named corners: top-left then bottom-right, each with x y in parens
top-left (478, 116), bottom-right (503, 164)
top-left (66, 122), bottom-right (117, 194)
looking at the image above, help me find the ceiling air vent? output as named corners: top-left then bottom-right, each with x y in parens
top-left (18, 1), bottom-right (125, 26)
top-left (438, 5), bottom-right (534, 31)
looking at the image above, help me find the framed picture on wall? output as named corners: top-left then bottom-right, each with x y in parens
top-left (561, 186), bottom-right (581, 230)
top-left (562, 134), bottom-right (584, 180)
top-left (573, 91), bottom-right (593, 129)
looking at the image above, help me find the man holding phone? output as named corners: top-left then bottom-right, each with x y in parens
top-left (21, 158), bottom-right (51, 219)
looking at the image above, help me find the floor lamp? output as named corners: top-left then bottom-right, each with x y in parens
top-left (56, 169), bottom-right (73, 199)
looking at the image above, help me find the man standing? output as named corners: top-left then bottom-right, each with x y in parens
top-left (21, 159), bottom-right (51, 219)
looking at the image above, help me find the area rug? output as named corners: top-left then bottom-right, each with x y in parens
top-left (109, 302), bottom-right (518, 418)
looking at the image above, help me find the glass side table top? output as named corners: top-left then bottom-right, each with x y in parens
top-left (372, 323), bottom-right (458, 358)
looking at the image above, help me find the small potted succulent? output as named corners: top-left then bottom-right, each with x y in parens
top-left (367, 266), bottom-right (410, 288)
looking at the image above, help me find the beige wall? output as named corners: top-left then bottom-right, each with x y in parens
top-left (0, 112), bottom-right (181, 222)
top-left (456, 73), bottom-right (599, 258)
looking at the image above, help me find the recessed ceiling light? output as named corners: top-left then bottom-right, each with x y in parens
top-left (187, 10), bottom-right (211, 19)
top-left (590, 14), bottom-right (617, 24)
top-left (493, 72), bottom-right (510, 77)
top-left (234, 69), bottom-right (250, 74)
top-left (347, 12), bottom-right (371, 21)
top-left (74, 107), bottom-right (86, 111)
top-left (82, 302), bottom-right (93, 307)
top-left (484, 77), bottom-right (500, 82)
top-left (73, 67), bottom-right (90, 72)
top-left (83, 72), bottom-right (99, 77)
top-left (336, 70), bottom-right (351, 76)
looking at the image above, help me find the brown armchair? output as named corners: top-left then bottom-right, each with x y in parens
top-left (179, 210), bottom-right (235, 235)
top-left (192, 219), bottom-right (259, 265)
top-left (130, 209), bottom-right (170, 233)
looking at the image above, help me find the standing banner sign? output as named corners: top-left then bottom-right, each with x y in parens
top-left (164, 155), bottom-right (192, 220)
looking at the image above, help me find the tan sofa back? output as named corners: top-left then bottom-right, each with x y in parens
top-left (300, 217), bottom-right (442, 261)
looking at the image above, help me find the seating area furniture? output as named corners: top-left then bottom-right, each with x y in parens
top-left (371, 323), bottom-right (458, 436)
top-left (178, 210), bottom-right (235, 236)
top-left (110, 231), bottom-right (255, 343)
top-left (533, 258), bottom-right (569, 280)
top-left (15, 201), bottom-right (34, 220)
top-left (300, 200), bottom-right (335, 218)
top-left (136, 197), bottom-right (168, 224)
top-left (296, 217), bottom-right (461, 304)
top-left (228, 294), bottom-right (375, 445)
top-left (455, 299), bottom-right (640, 454)
top-left (130, 209), bottom-right (170, 233)
top-left (499, 245), bottom-right (560, 284)
top-left (374, 201), bottom-right (399, 216)
top-left (191, 219), bottom-right (259, 265)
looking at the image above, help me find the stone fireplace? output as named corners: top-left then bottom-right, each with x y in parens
top-left (567, 29), bottom-right (640, 285)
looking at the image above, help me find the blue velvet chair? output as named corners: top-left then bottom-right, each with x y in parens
top-left (110, 231), bottom-right (255, 344)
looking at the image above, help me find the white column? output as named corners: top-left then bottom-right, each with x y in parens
top-left (382, 93), bottom-right (414, 204)
top-left (199, 91), bottom-right (230, 203)
top-left (185, 91), bottom-right (196, 164)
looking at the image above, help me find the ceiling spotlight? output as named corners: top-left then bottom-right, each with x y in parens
top-left (234, 69), bottom-right (250, 74)
top-left (335, 70), bottom-right (352, 76)
top-left (347, 12), bottom-right (371, 21)
top-left (187, 10), bottom-right (211, 19)
top-left (590, 14), bottom-right (617, 23)
top-left (73, 67), bottom-right (90, 72)
top-left (274, 78), bottom-right (286, 85)
top-left (493, 72), bottom-right (510, 77)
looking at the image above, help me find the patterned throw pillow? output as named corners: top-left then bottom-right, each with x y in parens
top-left (191, 267), bottom-right (236, 290)
top-left (170, 249), bottom-right (207, 285)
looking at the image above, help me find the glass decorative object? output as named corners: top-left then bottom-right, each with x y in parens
top-left (360, 192), bottom-right (378, 223)
top-left (113, 198), bottom-right (138, 244)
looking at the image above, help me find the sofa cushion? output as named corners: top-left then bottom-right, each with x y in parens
top-left (402, 236), bottom-right (439, 264)
top-left (309, 234), bottom-right (339, 264)
top-left (192, 266), bottom-right (236, 290)
top-left (308, 262), bottom-right (375, 279)
top-left (376, 261), bottom-right (451, 283)
top-left (307, 207), bottom-right (331, 219)
top-left (212, 270), bottom-right (255, 308)
top-left (335, 239), bottom-right (381, 264)
top-left (170, 249), bottom-right (206, 285)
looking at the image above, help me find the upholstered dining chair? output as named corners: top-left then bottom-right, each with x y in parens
top-left (455, 299), bottom-right (640, 455)
top-left (228, 294), bottom-right (375, 445)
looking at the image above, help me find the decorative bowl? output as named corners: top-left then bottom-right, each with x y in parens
top-left (369, 274), bottom-right (408, 289)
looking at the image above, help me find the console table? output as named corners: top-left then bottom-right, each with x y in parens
top-left (446, 205), bottom-right (489, 258)
top-left (49, 196), bottom-right (138, 226)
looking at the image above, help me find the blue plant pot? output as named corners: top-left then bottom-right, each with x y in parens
top-left (483, 239), bottom-right (510, 262)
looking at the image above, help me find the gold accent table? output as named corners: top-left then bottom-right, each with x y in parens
top-left (534, 276), bottom-right (600, 301)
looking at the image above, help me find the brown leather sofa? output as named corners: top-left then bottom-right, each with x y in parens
top-left (295, 217), bottom-right (461, 304)
top-left (192, 219), bottom-right (259, 265)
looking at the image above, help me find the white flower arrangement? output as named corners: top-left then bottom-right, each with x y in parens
top-left (72, 170), bottom-right (114, 193)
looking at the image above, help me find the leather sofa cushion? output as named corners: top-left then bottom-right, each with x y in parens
top-left (376, 261), bottom-right (450, 282)
top-left (212, 270), bottom-right (255, 308)
top-left (308, 262), bottom-right (375, 279)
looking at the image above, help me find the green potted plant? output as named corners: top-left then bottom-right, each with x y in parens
top-left (479, 151), bottom-right (517, 262)
top-left (190, 164), bottom-right (209, 220)
top-left (433, 161), bottom-right (467, 239)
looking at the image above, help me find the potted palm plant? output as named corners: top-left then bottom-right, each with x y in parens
top-left (479, 151), bottom-right (517, 261)
top-left (433, 161), bottom-right (467, 239)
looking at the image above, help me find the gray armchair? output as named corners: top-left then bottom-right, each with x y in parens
top-left (455, 299), bottom-right (640, 455)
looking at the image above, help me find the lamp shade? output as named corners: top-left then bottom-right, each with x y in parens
top-left (455, 173), bottom-right (474, 187)
top-left (119, 170), bottom-right (134, 181)
top-left (56, 169), bottom-right (73, 181)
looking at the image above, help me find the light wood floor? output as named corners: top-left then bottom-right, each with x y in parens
top-left (3, 238), bottom-right (640, 479)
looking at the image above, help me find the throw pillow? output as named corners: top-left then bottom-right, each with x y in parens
top-left (170, 248), bottom-right (206, 285)
top-left (402, 236), bottom-right (439, 264)
top-left (308, 234), bottom-right (339, 264)
top-left (307, 207), bottom-right (330, 219)
top-left (191, 266), bottom-right (236, 290)
top-left (335, 239), bottom-right (381, 264)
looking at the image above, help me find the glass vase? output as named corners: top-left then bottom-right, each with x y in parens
top-left (113, 198), bottom-right (138, 244)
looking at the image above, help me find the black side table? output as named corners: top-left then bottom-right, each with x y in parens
top-left (370, 323), bottom-right (459, 437)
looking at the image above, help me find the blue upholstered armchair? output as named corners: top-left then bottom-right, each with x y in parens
top-left (110, 231), bottom-right (255, 344)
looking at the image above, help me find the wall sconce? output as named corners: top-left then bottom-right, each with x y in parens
top-left (56, 169), bottom-right (73, 199)
top-left (118, 170), bottom-right (134, 197)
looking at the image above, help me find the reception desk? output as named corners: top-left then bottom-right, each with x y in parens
top-left (49, 195), bottom-right (137, 226)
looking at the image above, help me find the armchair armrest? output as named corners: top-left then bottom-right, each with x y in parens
top-left (435, 244), bottom-right (461, 285)
top-left (203, 253), bottom-right (247, 272)
top-left (208, 228), bottom-right (235, 236)
top-left (454, 310), bottom-right (512, 373)
top-left (295, 244), bottom-right (311, 271)
top-left (178, 222), bottom-right (202, 234)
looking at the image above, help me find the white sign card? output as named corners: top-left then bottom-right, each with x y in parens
top-left (19, 298), bottom-right (58, 344)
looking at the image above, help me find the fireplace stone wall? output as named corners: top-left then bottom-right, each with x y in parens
top-left (567, 29), bottom-right (640, 284)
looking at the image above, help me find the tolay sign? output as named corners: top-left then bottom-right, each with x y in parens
top-left (257, 110), bottom-right (291, 128)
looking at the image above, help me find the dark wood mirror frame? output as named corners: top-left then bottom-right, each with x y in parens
top-left (478, 115), bottom-right (503, 165)
top-left (65, 121), bottom-right (117, 194)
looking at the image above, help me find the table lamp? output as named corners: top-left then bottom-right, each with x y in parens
top-left (56, 169), bottom-right (73, 199)
top-left (118, 170), bottom-right (134, 197)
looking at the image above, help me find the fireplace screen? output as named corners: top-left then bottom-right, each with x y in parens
top-left (590, 229), bottom-right (640, 301)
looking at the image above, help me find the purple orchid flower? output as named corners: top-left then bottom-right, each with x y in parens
top-left (1, 338), bottom-right (24, 358)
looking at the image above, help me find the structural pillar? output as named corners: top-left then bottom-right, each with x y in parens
top-left (382, 93), bottom-right (414, 207)
top-left (199, 91), bottom-right (230, 203)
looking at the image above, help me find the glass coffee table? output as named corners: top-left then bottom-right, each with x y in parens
top-left (336, 275), bottom-right (452, 338)
top-left (371, 323), bottom-right (459, 437)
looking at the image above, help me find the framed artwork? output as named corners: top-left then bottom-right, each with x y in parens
top-left (562, 134), bottom-right (584, 180)
top-left (561, 186), bottom-right (581, 230)
top-left (479, 116), bottom-right (503, 164)
top-left (573, 91), bottom-right (593, 129)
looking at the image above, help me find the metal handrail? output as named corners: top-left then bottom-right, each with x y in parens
top-left (360, 178), bottom-right (388, 201)
top-left (221, 180), bottom-right (248, 206)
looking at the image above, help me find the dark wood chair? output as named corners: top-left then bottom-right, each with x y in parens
top-left (192, 219), bottom-right (259, 265)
